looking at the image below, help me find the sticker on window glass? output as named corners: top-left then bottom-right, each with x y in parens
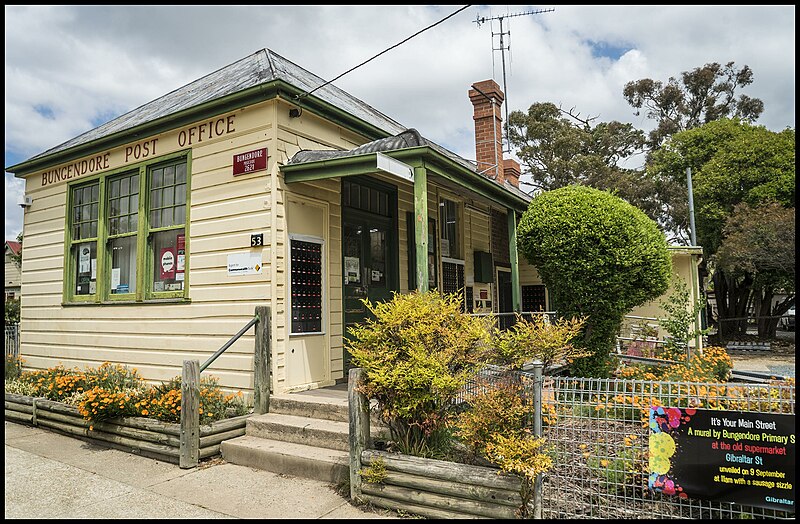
top-left (111, 268), bottom-right (121, 290)
top-left (91, 259), bottom-right (97, 279)
top-left (345, 257), bottom-right (360, 284)
top-left (160, 248), bottom-right (176, 280)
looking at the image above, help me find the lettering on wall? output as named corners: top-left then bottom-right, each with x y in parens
top-left (38, 114), bottom-right (238, 187)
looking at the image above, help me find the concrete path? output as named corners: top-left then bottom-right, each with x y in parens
top-left (4, 421), bottom-right (400, 519)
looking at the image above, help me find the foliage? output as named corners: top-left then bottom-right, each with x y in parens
top-left (648, 119), bottom-right (795, 337)
top-left (484, 431), bottom-right (552, 519)
top-left (517, 185), bottom-right (672, 377)
top-left (454, 380), bottom-right (533, 458)
top-left (616, 345), bottom-right (732, 384)
top-left (7, 361), bottom-right (248, 425)
top-left (5, 298), bottom-right (20, 324)
top-left (5, 354), bottom-right (23, 380)
top-left (658, 276), bottom-right (708, 361)
top-left (360, 456), bottom-right (388, 484)
top-left (623, 61), bottom-right (764, 151)
top-left (716, 202), bottom-right (795, 337)
top-left (347, 290), bottom-right (492, 458)
top-left (491, 313), bottom-right (588, 370)
top-left (507, 102), bottom-right (647, 192)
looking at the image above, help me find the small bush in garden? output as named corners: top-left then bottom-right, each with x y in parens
top-left (455, 380), bottom-right (533, 459)
top-left (5, 354), bottom-right (23, 380)
top-left (492, 314), bottom-right (588, 370)
top-left (484, 431), bottom-right (552, 519)
top-left (84, 362), bottom-right (142, 391)
top-left (4, 378), bottom-right (38, 397)
top-left (360, 456), bottom-right (388, 484)
top-left (78, 387), bottom-right (140, 425)
top-left (347, 290), bottom-right (493, 459)
top-left (18, 365), bottom-right (89, 400)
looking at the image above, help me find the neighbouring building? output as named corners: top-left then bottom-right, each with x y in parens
top-left (5, 49), bottom-right (700, 396)
top-left (5, 240), bottom-right (22, 301)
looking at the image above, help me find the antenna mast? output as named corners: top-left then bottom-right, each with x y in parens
top-left (475, 8), bottom-right (554, 153)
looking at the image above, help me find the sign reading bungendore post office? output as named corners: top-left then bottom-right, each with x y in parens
top-left (233, 148), bottom-right (268, 176)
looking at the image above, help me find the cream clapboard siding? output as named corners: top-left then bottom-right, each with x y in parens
top-left (18, 102), bottom-right (274, 393)
top-left (273, 98), bottom-right (364, 390)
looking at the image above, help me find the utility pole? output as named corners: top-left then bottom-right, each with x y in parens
top-left (475, 8), bottom-right (554, 153)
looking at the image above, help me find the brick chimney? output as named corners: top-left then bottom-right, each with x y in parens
top-left (469, 80), bottom-right (505, 182)
top-left (503, 158), bottom-right (521, 188)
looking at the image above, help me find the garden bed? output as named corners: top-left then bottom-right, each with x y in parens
top-left (5, 392), bottom-right (247, 464)
top-left (359, 449), bottom-right (522, 519)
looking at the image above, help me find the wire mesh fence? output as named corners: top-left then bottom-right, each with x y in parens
top-left (460, 368), bottom-right (795, 519)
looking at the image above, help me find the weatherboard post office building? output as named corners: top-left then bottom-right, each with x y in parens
top-left (8, 49), bottom-right (554, 395)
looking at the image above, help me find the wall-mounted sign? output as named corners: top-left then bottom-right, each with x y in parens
top-left (251, 233), bottom-right (264, 247)
top-left (648, 407), bottom-right (795, 512)
top-left (227, 252), bottom-right (263, 276)
top-left (233, 148), bottom-right (268, 176)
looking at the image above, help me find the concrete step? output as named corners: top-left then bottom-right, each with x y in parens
top-left (246, 413), bottom-right (351, 451)
top-left (270, 392), bottom-right (388, 428)
top-left (221, 435), bottom-right (348, 484)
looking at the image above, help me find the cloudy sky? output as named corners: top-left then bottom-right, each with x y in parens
top-left (4, 5), bottom-right (795, 240)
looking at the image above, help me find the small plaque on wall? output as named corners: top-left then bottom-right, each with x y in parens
top-left (233, 148), bottom-right (268, 176)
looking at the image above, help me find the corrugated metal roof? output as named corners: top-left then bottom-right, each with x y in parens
top-left (25, 49), bottom-right (408, 163)
top-left (19, 48), bottom-right (530, 203)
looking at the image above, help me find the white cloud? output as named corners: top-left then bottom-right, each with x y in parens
top-left (4, 4), bottom-right (795, 240)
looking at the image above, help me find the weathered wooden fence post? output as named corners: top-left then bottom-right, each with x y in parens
top-left (180, 359), bottom-right (200, 469)
top-left (348, 367), bottom-right (370, 503)
top-left (254, 306), bottom-right (271, 415)
top-left (532, 359), bottom-right (544, 519)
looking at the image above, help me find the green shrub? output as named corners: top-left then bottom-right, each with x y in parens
top-left (491, 314), bottom-right (588, 370)
top-left (5, 354), bottom-right (23, 380)
top-left (347, 290), bottom-right (492, 458)
top-left (517, 185), bottom-right (672, 378)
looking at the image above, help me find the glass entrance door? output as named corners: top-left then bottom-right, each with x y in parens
top-left (342, 180), bottom-right (397, 371)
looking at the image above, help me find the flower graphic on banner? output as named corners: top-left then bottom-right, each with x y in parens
top-left (648, 406), bottom-right (693, 499)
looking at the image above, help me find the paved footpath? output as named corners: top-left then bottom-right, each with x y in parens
top-left (5, 421), bottom-right (398, 519)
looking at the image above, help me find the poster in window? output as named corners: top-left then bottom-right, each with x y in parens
top-left (160, 247), bottom-right (176, 280)
top-left (111, 268), bottom-right (121, 290)
top-left (79, 246), bottom-right (91, 273)
top-left (176, 234), bottom-right (185, 281)
top-left (345, 256), bottom-right (360, 284)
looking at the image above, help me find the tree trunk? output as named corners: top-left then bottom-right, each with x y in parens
top-left (714, 269), bottom-right (753, 339)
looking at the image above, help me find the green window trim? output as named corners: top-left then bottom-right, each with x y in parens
top-left (62, 150), bottom-right (192, 304)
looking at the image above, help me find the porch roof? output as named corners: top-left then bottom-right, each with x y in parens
top-left (283, 130), bottom-right (531, 212)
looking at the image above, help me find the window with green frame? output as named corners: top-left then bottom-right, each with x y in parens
top-left (65, 154), bottom-right (189, 302)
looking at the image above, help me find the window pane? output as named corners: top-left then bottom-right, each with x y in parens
top-left (109, 218), bottom-right (119, 236)
top-left (74, 207), bottom-right (81, 223)
top-left (81, 222), bottom-right (90, 239)
top-left (73, 242), bottom-right (97, 295)
top-left (162, 208), bottom-right (172, 228)
top-left (174, 205), bottom-right (185, 225)
top-left (91, 184), bottom-right (99, 202)
top-left (151, 189), bottom-right (161, 208)
top-left (151, 229), bottom-right (185, 293)
top-left (151, 168), bottom-right (163, 188)
top-left (83, 186), bottom-right (92, 204)
top-left (175, 185), bottom-right (185, 205)
top-left (150, 209), bottom-right (160, 229)
top-left (128, 214), bottom-right (138, 232)
top-left (120, 197), bottom-right (129, 215)
top-left (131, 174), bottom-right (139, 192)
top-left (164, 186), bottom-right (174, 206)
top-left (74, 187), bottom-right (83, 206)
top-left (175, 163), bottom-right (186, 184)
top-left (164, 165), bottom-right (175, 186)
top-left (131, 193), bottom-right (139, 211)
top-left (109, 199), bottom-right (118, 217)
top-left (90, 221), bottom-right (97, 238)
top-left (91, 203), bottom-right (98, 220)
top-left (110, 179), bottom-right (120, 198)
top-left (110, 236), bottom-right (137, 294)
top-left (119, 177), bottom-right (129, 196)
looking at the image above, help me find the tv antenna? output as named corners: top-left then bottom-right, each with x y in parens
top-left (475, 8), bottom-right (554, 152)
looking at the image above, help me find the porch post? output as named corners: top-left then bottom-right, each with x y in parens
top-left (414, 166), bottom-right (429, 292)
top-left (508, 208), bottom-right (521, 312)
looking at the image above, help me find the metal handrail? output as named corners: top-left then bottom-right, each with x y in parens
top-left (199, 316), bottom-right (259, 372)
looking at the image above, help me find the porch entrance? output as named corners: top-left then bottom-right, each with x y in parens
top-left (342, 178), bottom-right (398, 371)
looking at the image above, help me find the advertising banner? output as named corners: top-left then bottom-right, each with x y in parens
top-left (648, 407), bottom-right (795, 511)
